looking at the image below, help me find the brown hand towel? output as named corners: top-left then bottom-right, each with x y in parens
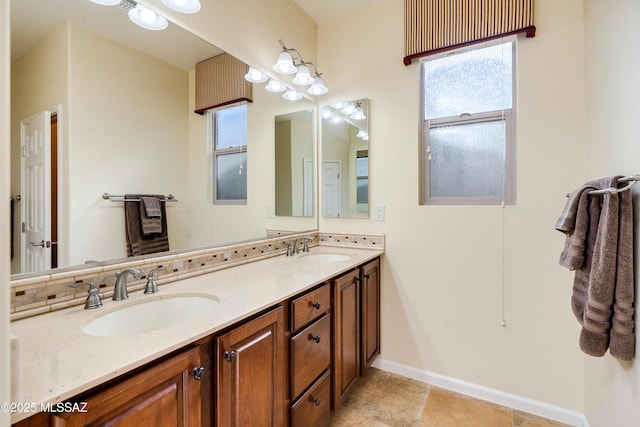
top-left (140, 196), bottom-right (163, 235)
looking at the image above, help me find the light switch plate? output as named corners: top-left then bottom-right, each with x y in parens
top-left (374, 204), bottom-right (385, 221)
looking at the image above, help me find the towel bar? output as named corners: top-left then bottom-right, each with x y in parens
top-left (565, 174), bottom-right (640, 197)
top-left (102, 193), bottom-right (178, 202)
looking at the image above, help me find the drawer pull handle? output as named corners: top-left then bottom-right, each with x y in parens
top-left (192, 367), bottom-right (206, 380)
top-left (312, 397), bottom-right (321, 406)
top-left (311, 334), bottom-right (321, 343)
top-left (363, 273), bottom-right (370, 279)
top-left (312, 301), bottom-right (321, 310)
top-left (224, 350), bottom-right (237, 363)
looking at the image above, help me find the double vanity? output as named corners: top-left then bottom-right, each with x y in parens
top-left (10, 244), bottom-right (382, 426)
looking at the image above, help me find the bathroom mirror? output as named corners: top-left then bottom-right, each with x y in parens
top-left (275, 110), bottom-right (315, 217)
top-left (321, 98), bottom-right (369, 218)
top-left (9, 0), bottom-right (317, 276)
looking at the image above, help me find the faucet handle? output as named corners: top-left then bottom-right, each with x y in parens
top-left (145, 266), bottom-right (167, 294)
top-left (68, 281), bottom-right (103, 310)
top-left (286, 243), bottom-right (294, 257)
top-left (303, 237), bottom-right (313, 252)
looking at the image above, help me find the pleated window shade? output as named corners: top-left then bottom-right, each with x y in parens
top-left (195, 53), bottom-right (253, 114)
top-left (404, 0), bottom-right (536, 65)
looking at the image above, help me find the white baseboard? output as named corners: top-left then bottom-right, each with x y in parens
top-left (372, 358), bottom-right (590, 427)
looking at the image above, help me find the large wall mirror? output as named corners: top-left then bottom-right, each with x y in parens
top-left (9, 0), bottom-right (317, 276)
top-left (321, 98), bottom-right (369, 218)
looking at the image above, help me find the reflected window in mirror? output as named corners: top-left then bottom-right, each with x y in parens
top-left (210, 103), bottom-right (248, 204)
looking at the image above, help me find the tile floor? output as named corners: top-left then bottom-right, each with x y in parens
top-left (329, 368), bottom-right (573, 427)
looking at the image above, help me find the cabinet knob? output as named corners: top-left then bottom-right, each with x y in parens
top-left (311, 301), bottom-right (321, 310)
top-left (310, 334), bottom-right (321, 344)
top-left (192, 367), bottom-right (206, 380)
top-left (224, 350), bottom-right (237, 363)
top-left (312, 397), bottom-right (321, 406)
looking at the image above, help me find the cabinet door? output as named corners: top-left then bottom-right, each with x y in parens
top-left (49, 346), bottom-right (202, 427)
top-left (361, 258), bottom-right (381, 373)
top-left (216, 306), bottom-right (285, 427)
top-left (332, 269), bottom-right (360, 411)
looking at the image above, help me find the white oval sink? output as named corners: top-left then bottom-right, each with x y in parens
top-left (298, 253), bottom-right (352, 263)
top-left (82, 294), bottom-right (220, 337)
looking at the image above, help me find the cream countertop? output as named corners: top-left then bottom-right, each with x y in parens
top-left (9, 246), bottom-right (382, 423)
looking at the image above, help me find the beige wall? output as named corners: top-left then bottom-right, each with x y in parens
top-left (1, 0), bottom-right (11, 423)
top-left (318, 0), bottom-right (587, 413)
top-left (583, 1), bottom-right (640, 425)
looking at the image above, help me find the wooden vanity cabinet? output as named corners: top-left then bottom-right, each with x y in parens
top-left (215, 305), bottom-right (286, 427)
top-left (15, 345), bottom-right (206, 427)
top-left (289, 283), bottom-right (332, 427)
top-left (332, 257), bottom-right (381, 411)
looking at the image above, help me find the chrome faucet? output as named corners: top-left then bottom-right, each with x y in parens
top-left (68, 281), bottom-right (103, 309)
top-left (113, 268), bottom-right (142, 301)
top-left (144, 266), bottom-right (167, 294)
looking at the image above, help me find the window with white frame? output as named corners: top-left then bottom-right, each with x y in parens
top-left (421, 39), bottom-right (516, 205)
top-left (209, 103), bottom-right (248, 204)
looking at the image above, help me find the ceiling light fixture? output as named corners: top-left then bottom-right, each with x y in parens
top-left (350, 104), bottom-right (366, 120)
top-left (282, 89), bottom-right (303, 101)
top-left (265, 79), bottom-right (287, 93)
top-left (161, 0), bottom-right (201, 13)
top-left (272, 39), bottom-right (328, 96)
top-left (128, 4), bottom-right (168, 30)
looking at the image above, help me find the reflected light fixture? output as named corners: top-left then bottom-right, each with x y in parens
top-left (161, 0), bottom-right (201, 13)
top-left (350, 105), bottom-right (366, 120)
top-left (265, 79), bottom-right (287, 93)
top-left (244, 67), bottom-right (268, 83)
top-left (356, 130), bottom-right (368, 138)
top-left (89, 0), bottom-right (121, 5)
top-left (328, 114), bottom-right (343, 125)
top-left (128, 4), bottom-right (168, 30)
top-left (272, 39), bottom-right (328, 95)
top-left (282, 89), bottom-right (303, 101)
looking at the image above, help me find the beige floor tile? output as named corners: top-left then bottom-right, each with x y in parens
top-left (513, 411), bottom-right (572, 427)
top-left (338, 368), bottom-right (430, 426)
top-left (419, 388), bottom-right (512, 427)
top-left (329, 406), bottom-right (391, 427)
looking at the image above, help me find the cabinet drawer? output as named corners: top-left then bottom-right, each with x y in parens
top-left (291, 283), bottom-right (330, 332)
top-left (290, 369), bottom-right (331, 427)
top-left (291, 313), bottom-right (331, 398)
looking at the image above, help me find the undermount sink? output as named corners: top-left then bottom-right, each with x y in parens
top-left (82, 294), bottom-right (220, 337)
top-left (297, 253), bottom-right (352, 263)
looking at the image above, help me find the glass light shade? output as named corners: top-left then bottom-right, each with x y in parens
top-left (292, 65), bottom-right (314, 86)
top-left (244, 67), bottom-right (268, 83)
top-left (356, 130), bottom-right (367, 138)
top-left (321, 108), bottom-right (332, 119)
top-left (341, 102), bottom-right (356, 115)
top-left (265, 79), bottom-right (287, 93)
top-left (161, 0), bottom-right (201, 13)
top-left (272, 51), bottom-right (297, 75)
top-left (308, 76), bottom-right (328, 95)
top-left (328, 115), bottom-right (343, 125)
top-left (282, 89), bottom-right (302, 101)
top-left (128, 5), bottom-right (168, 30)
top-left (350, 107), bottom-right (366, 120)
top-left (331, 102), bottom-right (345, 109)
top-left (88, 0), bottom-right (121, 5)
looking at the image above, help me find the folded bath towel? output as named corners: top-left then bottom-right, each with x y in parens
top-left (556, 176), bottom-right (635, 360)
top-left (140, 196), bottom-right (163, 235)
top-left (125, 194), bottom-right (169, 256)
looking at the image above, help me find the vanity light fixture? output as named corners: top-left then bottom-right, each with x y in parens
top-left (356, 129), bottom-right (368, 138)
top-left (128, 3), bottom-right (168, 30)
top-left (328, 114), bottom-right (344, 125)
top-left (350, 104), bottom-right (366, 120)
top-left (244, 67), bottom-right (269, 83)
top-left (265, 79), bottom-right (287, 93)
top-left (282, 89), bottom-right (303, 101)
top-left (273, 39), bottom-right (328, 95)
top-left (161, 0), bottom-right (201, 14)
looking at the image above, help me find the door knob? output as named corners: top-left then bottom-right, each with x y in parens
top-left (192, 367), bottom-right (206, 380)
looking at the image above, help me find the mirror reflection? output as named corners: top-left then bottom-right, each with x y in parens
top-left (9, 0), bottom-right (317, 276)
top-left (275, 110), bottom-right (315, 217)
top-left (321, 99), bottom-right (369, 218)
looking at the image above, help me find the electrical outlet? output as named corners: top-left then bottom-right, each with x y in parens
top-left (374, 204), bottom-right (385, 221)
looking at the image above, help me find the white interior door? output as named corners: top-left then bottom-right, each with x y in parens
top-left (21, 111), bottom-right (52, 273)
top-left (322, 160), bottom-right (342, 217)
